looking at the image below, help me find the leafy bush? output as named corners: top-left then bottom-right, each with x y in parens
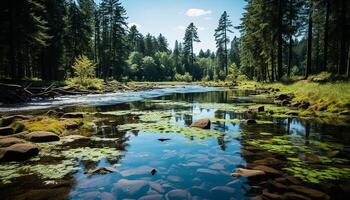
top-left (65, 55), bottom-right (103, 90)
top-left (175, 72), bottom-right (193, 82)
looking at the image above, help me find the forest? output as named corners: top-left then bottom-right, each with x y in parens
top-left (1, 0), bottom-right (348, 84)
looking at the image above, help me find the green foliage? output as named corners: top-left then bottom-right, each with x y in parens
top-left (175, 73), bottom-right (193, 82)
top-left (66, 55), bottom-right (103, 90)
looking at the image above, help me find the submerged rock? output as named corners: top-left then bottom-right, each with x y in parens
top-left (85, 167), bottom-right (119, 175)
top-left (210, 186), bottom-right (236, 198)
top-left (158, 138), bottom-right (171, 142)
top-left (231, 168), bottom-right (265, 178)
top-left (113, 179), bottom-right (150, 198)
top-left (0, 143), bottom-right (39, 162)
top-left (0, 137), bottom-right (25, 147)
top-left (139, 194), bottom-right (163, 200)
top-left (191, 118), bottom-right (211, 129)
top-left (150, 168), bottom-right (157, 175)
top-left (26, 131), bottom-right (60, 142)
top-left (165, 189), bottom-right (191, 200)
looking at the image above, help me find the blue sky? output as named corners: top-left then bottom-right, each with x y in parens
top-left (96, 0), bottom-right (246, 53)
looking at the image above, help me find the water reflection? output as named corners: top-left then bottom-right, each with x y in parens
top-left (1, 89), bottom-right (349, 200)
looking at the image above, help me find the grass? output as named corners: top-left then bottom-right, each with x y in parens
top-left (262, 80), bottom-right (350, 113)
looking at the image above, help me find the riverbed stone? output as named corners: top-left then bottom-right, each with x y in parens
top-left (85, 166), bottom-right (119, 175)
top-left (26, 131), bottom-right (60, 142)
top-left (244, 119), bottom-right (257, 125)
top-left (63, 135), bottom-right (90, 143)
top-left (231, 168), bottom-right (265, 178)
top-left (190, 186), bottom-right (211, 197)
top-left (120, 166), bottom-right (153, 178)
top-left (210, 186), bottom-right (236, 199)
top-left (64, 121), bottom-right (82, 130)
top-left (14, 187), bottom-right (70, 200)
top-left (197, 168), bottom-right (220, 177)
top-left (191, 118), bottom-right (211, 129)
top-left (165, 189), bottom-right (191, 200)
top-left (289, 185), bottom-right (330, 200)
top-left (283, 192), bottom-right (312, 200)
top-left (0, 126), bottom-right (14, 136)
top-left (0, 137), bottom-right (25, 147)
top-left (139, 194), bottom-right (163, 200)
top-left (61, 112), bottom-right (84, 118)
top-left (0, 142), bottom-right (39, 162)
top-left (113, 179), bottom-right (150, 198)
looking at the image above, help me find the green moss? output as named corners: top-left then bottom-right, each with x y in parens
top-left (210, 118), bottom-right (240, 123)
top-left (259, 132), bottom-right (272, 136)
top-left (0, 163), bottom-right (23, 184)
top-left (28, 159), bottom-right (79, 179)
top-left (62, 147), bottom-right (123, 162)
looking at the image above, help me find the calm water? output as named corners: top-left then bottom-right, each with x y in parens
top-left (1, 86), bottom-right (350, 200)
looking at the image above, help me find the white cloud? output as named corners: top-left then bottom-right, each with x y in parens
top-left (128, 22), bottom-right (141, 29)
top-left (204, 17), bottom-right (212, 20)
top-left (186, 8), bottom-right (212, 17)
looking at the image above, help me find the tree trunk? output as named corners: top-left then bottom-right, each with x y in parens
top-left (323, 0), bottom-right (329, 72)
top-left (271, 49), bottom-right (275, 82)
top-left (339, 0), bottom-right (347, 75)
top-left (287, 0), bottom-right (293, 77)
top-left (305, 4), bottom-right (313, 79)
top-left (8, 0), bottom-right (17, 80)
top-left (277, 0), bottom-right (283, 80)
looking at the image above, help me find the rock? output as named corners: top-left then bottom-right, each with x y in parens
top-left (120, 166), bottom-right (152, 178)
top-left (191, 118), bottom-right (211, 129)
top-left (252, 165), bottom-right (282, 175)
top-left (298, 101), bottom-right (310, 109)
top-left (283, 192), bottom-right (312, 200)
top-left (167, 175), bottom-right (183, 183)
top-left (286, 111), bottom-right (299, 116)
top-left (339, 110), bottom-right (350, 116)
top-left (262, 190), bottom-right (283, 200)
top-left (196, 168), bottom-right (220, 177)
top-left (113, 179), bottom-right (150, 198)
top-left (0, 126), bottom-right (14, 136)
top-left (210, 186), bottom-right (236, 199)
top-left (226, 179), bottom-right (241, 187)
top-left (149, 182), bottom-right (165, 193)
top-left (258, 106), bottom-right (265, 112)
top-left (253, 157), bottom-right (283, 166)
top-left (285, 176), bottom-right (300, 185)
top-left (276, 94), bottom-right (291, 101)
top-left (289, 185), bottom-right (330, 200)
top-left (208, 163), bottom-right (225, 170)
top-left (150, 168), bottom-right (157, 175)
top-left (26, 131), bottom-right (60, 142)
top-left (0, 137), bottom-right (25, 147)
top-left (190, 186), bottom-right (211, 197)
top-left (63, 135), bottom-right (90, 143)
top-left (158, 138), bottom-right (171, 142)
top-left (61, 112), bottom-right (84, 118)
top-left (46, 110), bottom-right (64, 117)
top-left (14, 187), bottom-right (70, 200)
top-left (244, 119), bottom-right (257, 125)
top-left (85, 167), bottom-right (119, 175)
top-left (324, 150), bottom-right (339, 158)
top-left (165, 189), bottom-right (191, 200)
top-left (231, 168), bottom-right (265, 178)
top-left (64, 121), bottom-right (82, 130)
top-left (281, 100), bottom-right (291, 106)
top-left (0, 115), bottom-right (30, 127)
top-left (139, 194), bottom-right (163, 200)
top-left (0, 143), bottom-right (39, 162)
top-left (268, 180), bottom-right (288, 191)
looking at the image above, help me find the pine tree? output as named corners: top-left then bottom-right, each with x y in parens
top-left (183, 22), bottom-right (200, 74)
top-left (214, 11), bottom-right (234, 76)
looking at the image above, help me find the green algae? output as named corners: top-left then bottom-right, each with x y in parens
top-left (284, 165), bottom-right (350, 184)
top-left (0, 163), bottom-right (23, 184)
top-left (29, 159), bottom-right (79, 179)
top-left (210, 118), bottom-right (240, 123)
top-left (118, 121), bottom-right (223, 139)
top-left (62, 147), bottom-right (123, 162)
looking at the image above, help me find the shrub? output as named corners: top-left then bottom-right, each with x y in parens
top-left (175, 72), bottom-right (193, 82)
top-left (65, 55), bottom-right (104, 90)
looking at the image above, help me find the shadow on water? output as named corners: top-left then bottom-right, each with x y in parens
top-left (1, 88), bottom-right (349, 200)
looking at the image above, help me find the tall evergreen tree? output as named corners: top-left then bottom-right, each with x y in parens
top-left (214, 11), bottom-right (234, 76)
top-left (183, 22), bottom-right (200, 74)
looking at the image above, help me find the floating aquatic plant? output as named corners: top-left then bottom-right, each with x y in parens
top-left (62, 147), bottom-right (123, 162)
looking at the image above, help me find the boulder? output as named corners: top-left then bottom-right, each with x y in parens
top-left (139, 194), bottom-right (163, 200)
top-left (0, 126), bottom-right (15, 136)
top-left (289, 185), bottom-right (330, 200)
top-left (244, 119), bottom-right (257, 125)
top-left (46, 110), bottom-right (64, 117)
top-left (0, 115), bottom-right (30, 127)
top-left (258, 106), bottom-right (265, 112)
top-left (26, 131), bottom-right (60, 142)
top-left (281, 100), bottom-right (291, 106)
top-left (61, 113), bottom-right (84, 119)
top-left (0, 143), bottom-right (39, 162)
top-left (276, 94), bottom-right (291, 101)
top-left (283, 192), bottom-right (312, 200)
top-left (165, 189), bottom-right (191, 200)
top-left (231, 168), bottom-right (265, 178)
top-left (113, 179), bottom-right (150, 198)
top-left (191, 119), bottom-right (211, 129)
top-left (262, 190), bottom-right (283, 200)
top-left (298, 101), bottom-right (310, 109)
top-left (286, 111), bottom-right (299, 116)
top-left (0, 137), bottom-right (25, 147)
top-left (64, 121), bottom-right (82, 130)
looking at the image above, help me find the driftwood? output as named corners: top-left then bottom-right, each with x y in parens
top-left (0, 82), bottom-right (156, 104)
